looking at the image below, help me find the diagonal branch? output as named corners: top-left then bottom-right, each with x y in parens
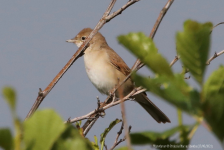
top-left (169, 55), bottom-right (180, 67)
top-left (109, 121), bottom-right (132, 150)
top-left (206, 50), bottom-right (224, 65)
top-left (105, 0), bottom-right (140, 22)
top-left (210, 22), bottom-right (224, 34)
top-left (68, 87), bottom-right (145, 124)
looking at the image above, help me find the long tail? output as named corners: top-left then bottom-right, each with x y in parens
top-left (134, 93), bottom-right (170, 123)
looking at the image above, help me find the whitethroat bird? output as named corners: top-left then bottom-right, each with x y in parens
top-left (66, 28), bottom-right (170, 123)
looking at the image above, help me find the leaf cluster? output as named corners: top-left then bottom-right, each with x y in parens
top-left (118, 20), bottom-right (224, 148)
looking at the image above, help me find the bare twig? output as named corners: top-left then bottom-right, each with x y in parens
top-left (69, 88), bottom-right (146, 124)
top-left (149, 0), bottom-right (175, 39)
top-left (184, 76), bottom-right (190, 80)
top-left (115, 122), bottom-right (124, 146)
top-left (169, 55), bottom-right (180, 67)
top-left (110, 122), bottom-right (132, 150)
top-left (83, 116), bottom-right (99, 136)
top-left (64, 98), bottom-right (104, 124)
top-left (206, 50), bottom-right (224, 65)
top-left (96, 96), bottom-right (101, 112)
top-left (132, 88), bottom-right (146, 96)
top-left (26, 0), bottom-right (139, 119)
top-left (105, 0), bottom-right (140, 22)
top-left (66, 117), bottom-right (71, 123)
top-left (210, 22), bottom-right (224, 34)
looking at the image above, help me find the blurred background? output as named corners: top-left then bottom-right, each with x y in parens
top-left (0, 1), bottom-right (223, 149)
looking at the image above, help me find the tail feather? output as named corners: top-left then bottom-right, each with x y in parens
top-left (134, 93), bottom-right (170, 123)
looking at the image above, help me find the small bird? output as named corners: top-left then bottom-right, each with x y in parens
top-left (66, 28), bottom-right (170, 123)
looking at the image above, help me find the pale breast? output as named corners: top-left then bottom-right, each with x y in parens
top-left (84, 50), bottom-right (117, 95)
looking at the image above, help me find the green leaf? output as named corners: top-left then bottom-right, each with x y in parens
top-left (132, 73), bottom-right (201, 115)
top-left (0, 128), bottom-right (13, 150)
top-left (176, 20), bottom-right (213, 85)
top-left (118, 32), bottom-right (173, 77)
top-left (52, 125), bottom-right (93, 150)
top-left (2, 87), bottom-right (16, 112)
top-left (100, 119), bottom-right (121, 150)
top-left (2, 87), bottom-right (22, 150)
top-left (91, 135), bottom-right (99, 150)
top-left (94, 135), bottom-right (98, 145)
top-left (130, 125), bottom-right (194, 147)
top-left (24, 109), bottom-right (66, 150)
top-left (202, 65), bottom-right (224, 142)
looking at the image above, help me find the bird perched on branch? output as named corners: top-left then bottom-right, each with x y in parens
top-left (66, 28), bottom-right (170, 123)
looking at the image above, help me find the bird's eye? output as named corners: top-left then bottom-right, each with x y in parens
top-left (81, 37), bottom-right (86, 41)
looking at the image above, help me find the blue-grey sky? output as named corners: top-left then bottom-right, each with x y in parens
top-left (0, 1), bottom-right (223, 149)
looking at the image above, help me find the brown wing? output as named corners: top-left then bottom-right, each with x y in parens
top-left (105, 47), bottom-right (131, 76)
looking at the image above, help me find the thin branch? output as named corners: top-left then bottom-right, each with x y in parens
top-left (83, 116), bottom-right (99, 136)
top-left (69, 88), bottom-right (145, 124)
top-left (169, 55), bottom-right (180, 67)
top-left (113, 122), bottom-right (124, 148)
top-left (210, 22), bottom-right (224, 34)
top-left (103, 0), bottom-right (117, 17)
top-left (149, 0), bottom-right (174, 39)
top-left (206, 50), bottom-right (224, 65)
top-left (184, 76), bottom-right (190, 80)
top-left (132, 88), bottom-right (146, 96)
top-left (65, 98), bottom-right (104, 124)
top-left (109, 122), bottom-right (132, 150)
top-left (26, 0), bottom-right (137, 119)
top-left (105, 0), bottom-right (140, 22)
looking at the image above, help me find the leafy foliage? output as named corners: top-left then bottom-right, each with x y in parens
top-left (202, 65), bottom-right (224, 141)
top-left (1, 87), bottom-right (94, 150)
top-left (0, 87), bottom-right (127, 150)
top-left (130, 125), bottom-right (194, 149)
top-left (132, 73), bottom-right (201, 116)
top-left (24, 109), bottom-right (66, 150)
top-left (118, 20), bottom-right (224, 147)
top-left (2, 87), bottom-right (22, 150)
top-left (0, 129), bottom-right (13, 150)
top-left (52, 125), bottom-right (93, 150)
top-left (2, 87), bottom-right (16, 112)
top-left (100, 119), bottom-right (121, 150)
top-left (176, 20), bottom-right (213, 85)
top-left (118, 32), bottom-right (173, 78)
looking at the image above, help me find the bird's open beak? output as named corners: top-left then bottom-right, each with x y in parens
top-left (66, 39), bottom-right (76, 43)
